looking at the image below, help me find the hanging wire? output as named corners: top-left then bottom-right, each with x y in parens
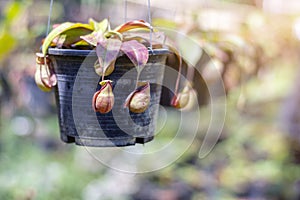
top-left (42, 0), bottom-right (54, 74)
top-left (124, 0), bottom-right (127, 22)
top-left (46, 0), bottom-right (54, 37)
top-left (147, 0), bottom-right (153, 51)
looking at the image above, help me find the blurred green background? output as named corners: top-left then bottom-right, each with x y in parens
top-left (1, 0), bottom-right (300, 199)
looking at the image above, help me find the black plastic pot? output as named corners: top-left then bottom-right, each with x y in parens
top-left (48, 48), bottom-right (168, 147)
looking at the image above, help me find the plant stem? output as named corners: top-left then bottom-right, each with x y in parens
top-left (101, 67), bottom-right (105, 81)
top-left (135, 70), bottom-right (141, 89)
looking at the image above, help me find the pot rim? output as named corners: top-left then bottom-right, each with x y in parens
top-left (48, 48), bottom-right (170, 57)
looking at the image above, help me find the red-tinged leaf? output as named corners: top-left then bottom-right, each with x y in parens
top-left (123, 32), bottom-right (165, 47)
top-left (81, 31), bottom-right (103, 46)
top-left (42, 22), bottom-right (93, 55)
top-left (54, 35), bottom-right (67, 48)
top-left (120, 40), bottom-right (149, 69)
top-left (82, 19), bottom-right (110, 46)
top-left (96, 38), bottom-right (122, 76)
top-left (114, 20), bottom-right (152, 33)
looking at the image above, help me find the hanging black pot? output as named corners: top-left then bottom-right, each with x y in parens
top-left (48, 48), bottom-right (168, 147)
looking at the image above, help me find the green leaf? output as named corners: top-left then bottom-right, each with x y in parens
top-left (104, 31), bottom-right (123, 40)
top-left (42, 22), bottom-right (93, 55)
top-left (71, 40), bottom-right (90, 47)
top-left (52, 27), bottom-right (93, 48)
top-left (89, 18), bottom-right (109, 32)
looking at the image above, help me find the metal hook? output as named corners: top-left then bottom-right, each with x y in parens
top-left (124, 0), bottom-right (128, 22)
top-left (147, 0), bottom-right (153, 53)
top-left (46, 0), bottom-right (54, 37)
